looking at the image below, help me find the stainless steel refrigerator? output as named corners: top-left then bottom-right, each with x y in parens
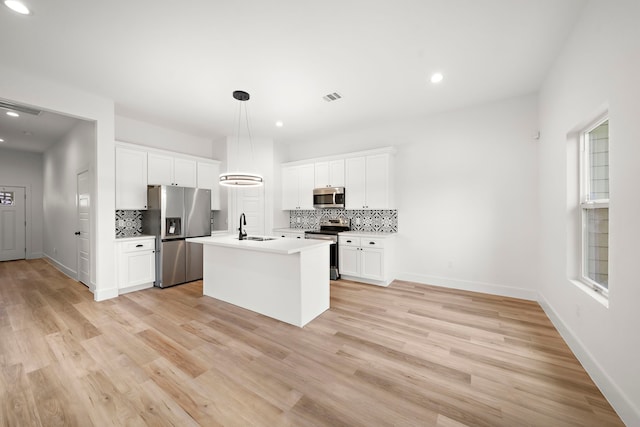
top-left (142, 185), bottom-right (211, 288)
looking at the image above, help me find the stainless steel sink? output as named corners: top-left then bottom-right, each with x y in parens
top-left (242, 236), bottom-right (276, 241)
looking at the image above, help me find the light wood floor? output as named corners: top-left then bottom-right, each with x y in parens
top-left (0, 259), bottom-right (624, 426)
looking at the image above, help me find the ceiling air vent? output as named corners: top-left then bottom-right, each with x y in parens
top-left (0, 100), bottom-right (42, 116)
top-left (323, 92), bottom-right (342, 102)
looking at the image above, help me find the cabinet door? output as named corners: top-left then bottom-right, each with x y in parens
top-left (329, 159), bottom-right (345, 187)
top-left (173, 158), bottom-right (197, 187)
top-left (314, 161), bottom-right (329, 188)
top-left (297, 164), bottom-right (315, 209)
top-left (345, 157), bottom-right (366, 209)
top-left (115, 146), bottom-right (148, 210)
top-left (125, 251), bottom-right (156, 287)
top-left (339, 246), bottom-right (360, 276)
top-left (197, 161), bottom-right (221, 210)
top-left (360, 248), bottom-right (384, 281)
top-left (282, 166), bottom-right (300, 210)
top-left (365, 154), bottom-right (389, 209)
top-left (148, 153), bottom-right (174, 186)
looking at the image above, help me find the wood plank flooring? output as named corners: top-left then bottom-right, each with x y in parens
top-left (0, 259), bottom-right (624, 426)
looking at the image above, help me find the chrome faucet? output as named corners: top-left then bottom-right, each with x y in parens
top-left (238, 213), bottom-right (247, 240)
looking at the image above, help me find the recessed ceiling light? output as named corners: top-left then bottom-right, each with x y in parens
top-left (4, 1), bottom-right (31, 15)
top-left (275, 121), bottom-right (284, 128)
top-left (6, 111), bottom-right (20, 117)
top-left (430, 72), bottom-right (444, 84)
top-left (0, 138), bottom-right (5, 143)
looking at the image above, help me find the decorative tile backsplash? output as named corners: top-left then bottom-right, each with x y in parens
top-left (289, 209), bottom-right (398, 232)
top-left (115, 210), bottom-right (143, 237)
top-left (116, 210), bottom-right (215, 237)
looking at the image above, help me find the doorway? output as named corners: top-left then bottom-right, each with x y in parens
top-left (0, 186), bottom-right (26, 262)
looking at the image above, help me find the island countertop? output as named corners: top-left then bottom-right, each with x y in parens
top-left (187, 234), bottom-right (331, 255)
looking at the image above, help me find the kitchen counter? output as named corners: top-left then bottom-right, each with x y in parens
top-left (114, 234), bottom-right (155, 242)
top-left (187, 234), bottom-right (332, 327)
top-left (187, 235), bottom-right (329, 254)
top-left (272, 227), bottom-right (313, 233)
top-left (339, 231), bottom-right (397, 238)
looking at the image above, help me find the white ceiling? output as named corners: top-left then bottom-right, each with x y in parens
top-left (0, 0), bottom-right (586, 150)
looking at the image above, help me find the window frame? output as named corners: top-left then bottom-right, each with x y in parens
top-left (579, 116), bottom-right (609, 297)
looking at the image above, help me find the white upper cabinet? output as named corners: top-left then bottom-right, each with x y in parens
top-left (282, 164), bottom-right (315, 210)
top-left (148, 153), bottom-right (197, 187)
top-left (314, 159), bottom-right (345, 188)
top-left (196, 160), bottom-right (221, 210)
top-left (115, 146), bottom-right (148, 210)
top-left (345, 153), bottom-right (393, 209)
top-left (173, 158), bottom-right (197, 187)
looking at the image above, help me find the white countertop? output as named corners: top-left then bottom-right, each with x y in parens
top-left (339, 231), bottom-right (397, 238)
top-left (272, 227), bottom-right (313, 233)
top-left (187, 234), bottom-right (332, 255)
top-left (115, 235), bottom-right (156, 242)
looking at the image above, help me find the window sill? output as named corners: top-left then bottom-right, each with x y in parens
top-left (569, 279), bottom-right (609, 308)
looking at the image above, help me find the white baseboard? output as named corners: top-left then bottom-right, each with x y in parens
top-left (538, 295), bottom-right (640, 427)
top-left (396, 272), bottom-right (538, 301)
top-left (94, 287), bottom-right (119, 301)
top-left (44, 254), bottom-right (78, 282)
top-left (340, 274), bottom-right (392, 287)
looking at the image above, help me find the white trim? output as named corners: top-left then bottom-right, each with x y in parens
top-left (538, 294), bottom-right (640, 426)
top-left (282, 146), bottom-right (396, 167)
top-left (27, 252), bottom-right (43, 260)
top-left (395, 272), bottom-right (538, 301)
top-left (44, 254), bottom-right (78, 282)
top-left (94, 286), bottom-right (119, 301)
top-left (115, 140), bottom-right (222, 164)
top-left (341, 274), bottom-right (392, 287)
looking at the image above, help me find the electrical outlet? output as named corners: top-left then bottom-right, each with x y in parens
top-left (296, 217), bottom-right (301, 223)
top-left (53, 247), bottom-right (57, 255)
top-left (118, 219), bottom-right (125, 227)
top-left (448, 261), bottom-right (453, 268)
top-left (356, 218), bottom-right (361, 225)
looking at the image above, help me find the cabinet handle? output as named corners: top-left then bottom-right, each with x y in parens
top-left (369, 241), bottom-right (375, 245)
top-left (136, 244), bottom-right (143, 247)
top-left (346, 240), bottom-right (352, 243)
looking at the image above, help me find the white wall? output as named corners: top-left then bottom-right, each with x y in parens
top-left (0, 65), bottom-right (116, 301)
top-left (281, 94), bottom-right (540, 299)
top-left (43, 121), bottom-right (95, 284)
top-left (538, 1), bottom-right (640, 424)
top-left (0, 148), bottom-right (44, 259)
top-left (115, 115), bottom-right (216, 158)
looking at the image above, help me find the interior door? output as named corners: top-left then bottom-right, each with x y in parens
top-left (0, 186), bottom-right (26, 262)
top-left (77, 171), bottom-right (91, 285)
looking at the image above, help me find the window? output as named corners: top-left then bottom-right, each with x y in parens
top-left (580, 118), bottom-right (609, 295)
top-left (0, 191), bottom-right (15, 206)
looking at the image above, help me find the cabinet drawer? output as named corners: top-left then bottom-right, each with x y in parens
top-left (361, 238), bottom-right (385, 248)
top-left (339, 236), bottom-right (361, 247)
top-left (122, 239), bottom-right (155, 253)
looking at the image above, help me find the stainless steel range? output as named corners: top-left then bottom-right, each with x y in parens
top-left (305, 218), bottom-right (350, 280)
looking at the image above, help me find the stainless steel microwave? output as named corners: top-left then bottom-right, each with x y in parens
top-left (313, 187), bottom-right (345, 209)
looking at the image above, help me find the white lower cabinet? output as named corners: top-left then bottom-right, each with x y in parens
top-left (116, 237), bottom-right (156, 294)
top-left (339, 234), bottom-right (395, 286)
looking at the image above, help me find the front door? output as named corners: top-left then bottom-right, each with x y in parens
top-left (0, 186), bottom-right (26, 262)
top-left (77, 171), bottom-right (91, 286)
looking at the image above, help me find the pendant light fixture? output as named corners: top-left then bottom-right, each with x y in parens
top-left (219, 90), bottom-right (264, 187)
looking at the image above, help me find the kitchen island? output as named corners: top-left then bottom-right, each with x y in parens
top-left (187, 235), bottom-right (332, 327)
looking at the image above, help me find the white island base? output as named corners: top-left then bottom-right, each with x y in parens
top-left (188, 236), bottom-right (331, 327)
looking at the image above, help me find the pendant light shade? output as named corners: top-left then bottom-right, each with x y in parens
top-left (219, 90), bottom-right (264, 187)
top-left (219, 172), bottom-right (263, 187)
